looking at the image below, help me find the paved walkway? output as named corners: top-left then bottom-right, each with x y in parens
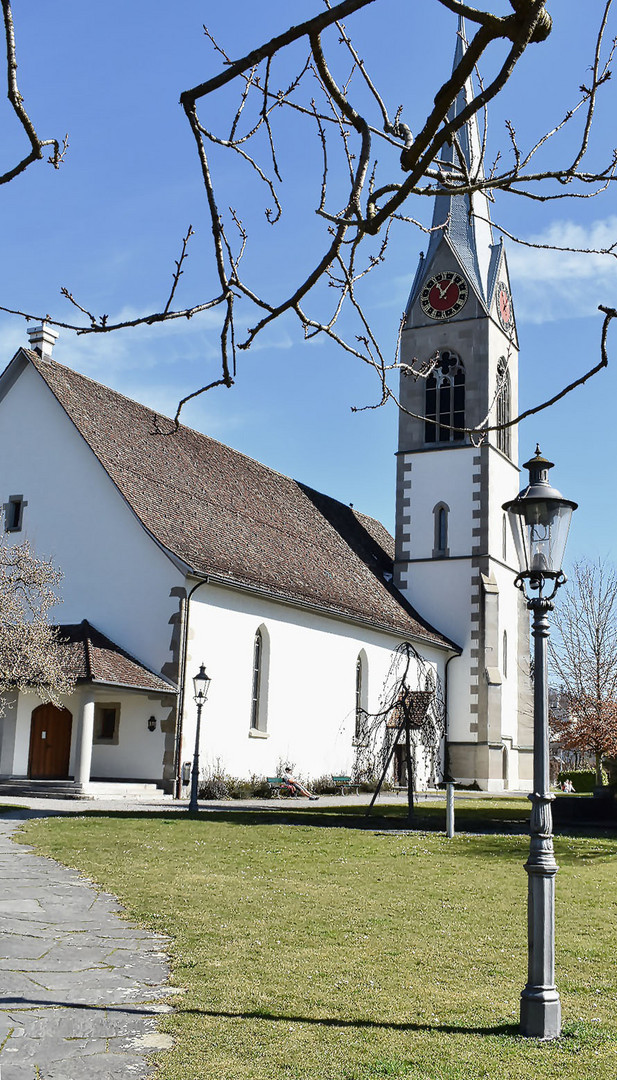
top-left (0, 814), bottom-right (173, 1080)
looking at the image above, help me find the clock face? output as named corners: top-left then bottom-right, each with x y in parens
top-left (420, 272), bottom-right (468, 320)
top-left (497, 282), bottom-right (513, 330)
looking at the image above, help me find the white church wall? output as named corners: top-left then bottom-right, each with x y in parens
top-left (0, 692), bottom-right (19, 775)
top-left (88, 692), bottom-right (167, 781)
top-left (0, 362), bottom-right (183, 677)
top-left (487, 449), bottom-right (520, 559)
top-left (401, 446), bottom-right (476, 559)
top-left (181, 582), bottom-right (447, 784)
top-left (9, 691), bottom-right (37, 776)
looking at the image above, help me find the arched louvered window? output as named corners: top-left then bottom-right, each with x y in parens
top-left (433, 502), bottom-right (450, 558)
top-left (496, 358), bottom-right (511, 457)
top-left (425, 351), bottom-right (465, 443)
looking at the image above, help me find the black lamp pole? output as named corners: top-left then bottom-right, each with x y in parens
top-left (503, 447), bottom-right (577, 1040)
top-left (188, 664), bottom-right (211, 814)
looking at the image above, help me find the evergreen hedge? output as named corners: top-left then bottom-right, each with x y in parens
top-left (557, 768), bottom-right (607, 792)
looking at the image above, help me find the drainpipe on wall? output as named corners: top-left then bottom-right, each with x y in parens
top-left (442, 651), bottom-right (458, 784)
top-left (173, 577), bottom-right (209, 799)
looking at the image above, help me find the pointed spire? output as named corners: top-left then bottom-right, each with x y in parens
top-left (425, 16), bottom-right (495, 303)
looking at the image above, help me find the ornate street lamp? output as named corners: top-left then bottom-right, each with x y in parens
top-left (188, 663), bottom-right (212, 814)
top-left (503, 447), bottom-right (577, 1040)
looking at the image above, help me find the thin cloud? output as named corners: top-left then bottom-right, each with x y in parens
top-left (507, 216), bottom-right (617, 324)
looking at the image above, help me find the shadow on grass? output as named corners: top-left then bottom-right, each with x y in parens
top-left (167, 1004), bottom-right (521, 1038)
top-left (6, 803), bottom-right (617, 843)
top-left (0, 994), bottom-right (525, 1039)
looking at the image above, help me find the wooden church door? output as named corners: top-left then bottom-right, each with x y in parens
top-left (28, 703), bottom-right (73, 779)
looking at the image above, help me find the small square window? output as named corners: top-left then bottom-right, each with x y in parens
top-left (4, 495), bottom-right (27, 533)
top-left (93, 703), bottom-right (120, 744)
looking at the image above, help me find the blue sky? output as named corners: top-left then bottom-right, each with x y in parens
top-left (1, 1), bottom-right (615, 567)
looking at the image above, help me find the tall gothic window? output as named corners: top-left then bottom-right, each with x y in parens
top-left (496, 358), bottom-right (511, 457)
top-left (250, 626), bottom-right (269, 733)
top-left (425, 351), bottom-right (465, 443)
top-left (355, 652), bottom-right (368, 741)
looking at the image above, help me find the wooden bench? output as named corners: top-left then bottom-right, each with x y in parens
top-left (266, 777), bottom-right (284, 797)
top-left (332, 775), bottom-right (354, 795)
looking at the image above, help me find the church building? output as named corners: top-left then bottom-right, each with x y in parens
top-left (0, 19), bottom-right (532, 797)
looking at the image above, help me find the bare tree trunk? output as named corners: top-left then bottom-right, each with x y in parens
top-left (595, 750), bottom-right (604, 787)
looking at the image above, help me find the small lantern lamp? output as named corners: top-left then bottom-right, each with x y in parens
top-left (189, 663), bottom-right (212, 814)
top-left (503, 446), bottom-right (577, 591)
top-left (192, 663), bottom-right (211, 706)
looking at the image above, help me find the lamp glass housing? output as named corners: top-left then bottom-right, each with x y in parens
top-left (503, 448), bottom-right (577, 582)
top-left (193, 663), bottom-right (211, 705)
top-left (507, 499), bottom-right (574, 578)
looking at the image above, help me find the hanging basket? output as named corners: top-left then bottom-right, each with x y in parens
top-left (387, 689), bottom-right (433, 729)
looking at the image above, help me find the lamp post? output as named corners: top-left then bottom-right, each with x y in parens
top-left (188, 663), bottom-right (212, 813)
top-left (503, 446), bottom-right (577, 1040)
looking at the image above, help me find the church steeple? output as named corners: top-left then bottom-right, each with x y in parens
top-left (393, 17), bottom-right (530, 795)
top-left (409, 17), bottom-right (501, 314)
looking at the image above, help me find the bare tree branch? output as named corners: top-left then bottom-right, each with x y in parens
top-left (2, 0), bottom-right (617, 434)
top-left (1, 0), bottom-right (65, 185)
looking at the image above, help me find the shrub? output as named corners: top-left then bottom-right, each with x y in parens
top-left (198, 775), bottom-right (229, 800)
top-left (313, 775), bottom-right (339, 795)
top-left (557, 768), bottom-right (608, 793)
top-left (249, 778), bottom-right (274, 799)
top-left (225, 777), bottom-right (255, 800)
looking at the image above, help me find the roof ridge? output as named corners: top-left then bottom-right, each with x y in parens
top-left (82, 619), bottom-right (94, 681)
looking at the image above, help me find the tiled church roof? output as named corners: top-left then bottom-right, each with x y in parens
top-left (57, 621), bottom-right (177, 693)
top-left (26, 350), bottom-right (455, 650)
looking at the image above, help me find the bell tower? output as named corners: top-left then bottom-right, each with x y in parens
top-left (394, 19), bottom-right (532, 790)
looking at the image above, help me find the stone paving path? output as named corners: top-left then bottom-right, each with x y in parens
top-left (0, 815), bottom-right (173, 1080)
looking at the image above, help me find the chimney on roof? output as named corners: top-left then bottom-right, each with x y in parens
top-left (27, 323), bottom-right (58, 360)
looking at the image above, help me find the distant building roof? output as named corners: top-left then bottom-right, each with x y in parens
top-left (19, 349), bottom-right (457, 651)
top-left (57, 621), bottom-right (177, 693)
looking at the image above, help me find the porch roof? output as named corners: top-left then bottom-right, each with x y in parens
top-left (57, 621), bottom-right (177, 695)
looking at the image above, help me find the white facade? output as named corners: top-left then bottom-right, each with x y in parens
top-left (2, 687), bottom-right (171, 783)
top-left (180, 581), bottom-right (445, 784)
top-left (1, 361), bottom-right (182, 673)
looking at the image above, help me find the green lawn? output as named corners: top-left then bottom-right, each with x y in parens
top-left (19, 800), bottom-right (617, 1080)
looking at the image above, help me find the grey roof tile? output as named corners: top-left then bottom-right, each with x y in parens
top-left (57, 621), bottom-right (177, 693)
top-left (26, 351), bottom-right (455, 650)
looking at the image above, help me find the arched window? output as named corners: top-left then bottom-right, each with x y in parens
top-left (425, 351), bottom-right (465, 444)
top-left (496, 358), bottom-right (511, 457)
top-left (355, 651), bottom-right (368, 741)
top-left (249, 626), bottom-right (269, 733)
top-left (433, 502), bottom-right (450, 558)
top-left (502, 629), bottom-right (508, 678)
